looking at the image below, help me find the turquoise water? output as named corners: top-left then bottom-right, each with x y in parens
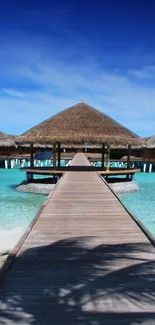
top-left (121, 172), bottom-right (155, 236)
top-left (0, 169), bottom-right (46, 231)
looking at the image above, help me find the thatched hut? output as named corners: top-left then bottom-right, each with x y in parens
top-left (0, 131), bottom-right (17, 156)
top-left (17, 102), bottom-right (145, 169)
top-left (0, 131), bottom-right (16, 147)
top-left (144, 135), bottom-right (155, 148)
top-left (142, 136), bottom-right (155, 162)
top-left (18, 102), bottom-right (143, 145)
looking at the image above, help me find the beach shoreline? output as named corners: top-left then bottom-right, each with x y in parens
top-left (0, 227), bottom-right (25, 253)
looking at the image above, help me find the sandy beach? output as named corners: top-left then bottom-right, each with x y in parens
top-left (0, 227), bottom-right (25, 253)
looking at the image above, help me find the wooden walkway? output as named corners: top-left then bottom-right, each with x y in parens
top-left (0, 153), bottom-right (155, 325)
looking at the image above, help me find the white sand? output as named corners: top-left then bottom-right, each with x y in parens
top-left (0, 227), bottom-right (25, 253)
top-left (17, 183), bottom-right (55, 194)
top-left (111, 180), bottom-right (139, 194)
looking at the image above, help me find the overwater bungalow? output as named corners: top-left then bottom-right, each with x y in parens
top-left (0, 131), bottom-right (17, 168)
top-left (16, 102), bottom-right (145, 181)
top-left (138, 135), bottom-right (155, 172)
top-left (0, 131), bottom-right (16, 150)
top-left (143, 135), bottom-right (155, 161)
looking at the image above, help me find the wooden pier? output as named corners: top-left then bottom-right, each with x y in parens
top-left (0, 153), bottom-right (155, 324)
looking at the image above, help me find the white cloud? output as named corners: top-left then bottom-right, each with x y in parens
top-left (2, 88), bottom-right (23, 98)
top-left (0, 43), bottom-right (155, 136)
top-left (129, 66), bottom-right (155, 79)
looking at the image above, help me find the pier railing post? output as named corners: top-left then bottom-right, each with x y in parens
top-left (106, 143), bottom-right (110, 171)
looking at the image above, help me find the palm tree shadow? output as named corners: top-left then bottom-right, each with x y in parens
top-left (0, 237), bottom-right (155, 325)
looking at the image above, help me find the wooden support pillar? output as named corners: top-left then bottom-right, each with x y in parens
top-left (26, 172), bottom-right (29, 182)
top-left (106, 143), bottom-right (110, 171)
top-left (53, 143), bottom-right (57, 167)
top-left (30, 143), bottom-right (34, 181)
top-left (127, 144), bottom-right (131, 169)
top-left (57, 143), bottom-right (61, 167)
top-left (101, 143), bottom-right (105, 168)
top-left (30, 143), bottom-right (34, 168)
top-left (77, 148), bottom-right (82, 153)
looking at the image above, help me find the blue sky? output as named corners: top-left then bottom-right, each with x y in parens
top-left (0, 0), bottom-right (155, 136)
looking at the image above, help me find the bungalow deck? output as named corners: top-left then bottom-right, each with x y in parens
top-left (22, 166), bottom-right (140, 182)
top-left (0, 153), bottom-right (155, 325)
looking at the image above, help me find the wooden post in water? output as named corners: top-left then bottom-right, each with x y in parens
top-left (30, 144), bottom-right (34, 168)
top-left (127, 144), bottom-right (131, 169)
top-left (53, 143), bottom-right (57, 167)
top-left (106, 143), bottom-right (110, 171)
top-left (58, 143), bottom-right (61, 167)
top-left (127, 144), bottom-right (131, 180)
top-left (30, 143), bottom-right (34, 181)
top-left (101, 143), bottom-right (105, 168)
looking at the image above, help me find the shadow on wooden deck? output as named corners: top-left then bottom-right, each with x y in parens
top-left (0, 238), bottom-right (155, 325)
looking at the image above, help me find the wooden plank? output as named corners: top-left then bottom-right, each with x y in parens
top-left (0, 153), bottom-right (155, 325)
top-left (23, 167), bottom-right (140, 175)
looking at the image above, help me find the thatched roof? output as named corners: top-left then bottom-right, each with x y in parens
top-left (144, 135), bottom-right (155, 148)
top-left (0, 131), bottom-right (16, 147)
top-left (17, 102), bottom-right (145, 146)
